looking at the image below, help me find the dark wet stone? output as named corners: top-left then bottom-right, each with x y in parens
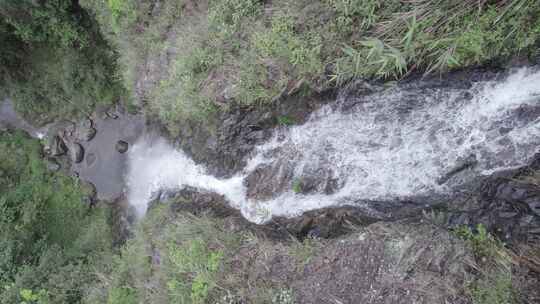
top-left (437, 154), bottom-right (478, 185)
top-left (75, 118), bottom-right (97, 142)
top-left (247, 124), bottom-right (263, 131)
top-left (46, 158), bottom-right (60, 172)
top-left (244, 162), bottom-right (295, 201)
top-left (70, 143), bottom-right (84, 163)
top-left (499, 126), bottom-right (513, 135)
top-left (116, 140), bottom-right (129, 153)
top-left (527, 198), bottom-right (540, 216)
top-left (106, 111), bottom-right (119, 119)
top-left (51, 136), bottom-right (67, 156)
top-left (498, 211), bottom-right (518, 218)
top-left (83, 127), bottom-right (97, 141)
top-left (245, 130), bottom-right (266, 143)
top-left (494, 181), bottom-right (540, 205)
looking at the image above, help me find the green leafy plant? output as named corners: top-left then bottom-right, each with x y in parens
top-left (277, 115), bottom-right (295, 126)
top-left (292, 179), bottom-right (302, 194)
top-left (455, 224), bottom-right (516, 304)
top-left (107, 287), bottom-right (137, 304)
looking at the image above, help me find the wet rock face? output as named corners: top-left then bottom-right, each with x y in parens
top-left (244, 162), bottom-right (294, 201)
top-left (447, 169), bottom-right (540, 244)
top-left (172, 90), bottom-right (336, 178)
top-left (154, 187), bottom-right (387, 240)
top-left (495, 181), bottom-right (540, 217)
top-left (244, 158), bottom-right (344, 201)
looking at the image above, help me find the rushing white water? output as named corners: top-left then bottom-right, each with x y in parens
top-left (126, 68), bottom-right (540, 223)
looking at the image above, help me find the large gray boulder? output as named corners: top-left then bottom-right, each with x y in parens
top-left (70, 143), bottom-right (84, 163)
top-left (116, 140), bottom-right (129, 153)
top-left (50, 136), bottom-right (68, 156)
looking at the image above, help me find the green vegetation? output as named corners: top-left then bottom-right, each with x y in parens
top-left (455, 224), bottom-right (516, 304)
top-left (1, 1), bottom-right (539, 128)
top-left (0, 1), bottom-right (121, 124)
top-left (83, 200), bottom-right (312, 304)
top-left (292, 179), bottom-right (302, 193)
top-left (289, 237), bottom-right (320, 271)
top-left (85, 204), bottom-right (243, 304)
top-left (81, 0), bottom-right (540, 132)
top-left (271, 288), bottom-right (296, 304)
top-left (277, 115), bottom-right (295, 126)
top-left (0, 131), bottom-right (113, 303)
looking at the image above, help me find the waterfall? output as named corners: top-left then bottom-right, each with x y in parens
top-left (126, 67), bottom-right (540, 223)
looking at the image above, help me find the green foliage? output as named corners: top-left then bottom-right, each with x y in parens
top-left (167, 239), bottom-right (224, 303)
top-left (150, 45), bottom-right (218, 133)
top-left (0, 131), bottom-right (113, 304)
top-left (292, 179), bottom-right (302, 194)
top-left (0, 0), bottom-right (121, 124)
top-left (290, 238), bottom-right (319, 271)
top-left (209, 0), bottom-right (261, 36)
top-left (271, 288), bottom-right (295, 304)
top-left (325, 0), bottom-right (381, 32)
top-left (277, 115), bottom-right (295, 126)
top-left (0, 0), bottom-right (89, 48)
top-left (455, 224), bottom-right (507, 261)
top-left (83, 0), bottom-right (540, 134)
top-left (455, 224), bottom-right (516, 304)
top-left (333, 0), bottom-right (540, 83)
top-left (253, 14), bottom-right (323, 77)
top-left (85, 206), bottom-right (243, 304)
top-left (107, 287), bottom-right (137, 304)
top-left (470, 272), bottom-right (514, 304)
top-left (19, 288), bottom-right (48, 304)
top-left (164, 214), bottom-right (238, 303)
top-left (235, 58), bottom-right (284, 106)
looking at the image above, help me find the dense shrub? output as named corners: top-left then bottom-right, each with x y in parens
top-left (0, 0), bottom-right (121, 124)
top-left (0, 131), bottom-right (113, 304)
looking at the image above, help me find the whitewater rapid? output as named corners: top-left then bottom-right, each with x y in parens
top-left (126, 67), bottom-right (540, 223)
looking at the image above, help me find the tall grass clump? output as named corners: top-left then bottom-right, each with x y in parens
top-left (0, 1), bottom-right (121, 124)
top-left (455, 224), bottom-right (517, 304)
top-left (333, 0), bottom-right (540, 83)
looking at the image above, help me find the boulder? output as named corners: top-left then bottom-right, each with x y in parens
top-left (82, 117), bottom-right (93, 129)
top-left (70, 143), bottom-right (84, 163)
top-left (46, 158), bottom-right (61, 172)
top-left (50, 136), bottom-right (67, 156)
top-left (116, 140), bottom-right (129, 153)
top-left (76, 118), bottom-right (96, 142)
top-left (81, 127), bottom-right (97, 142)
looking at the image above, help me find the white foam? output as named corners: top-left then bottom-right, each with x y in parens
top-left (126, 68), bottom-right (540, 223)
